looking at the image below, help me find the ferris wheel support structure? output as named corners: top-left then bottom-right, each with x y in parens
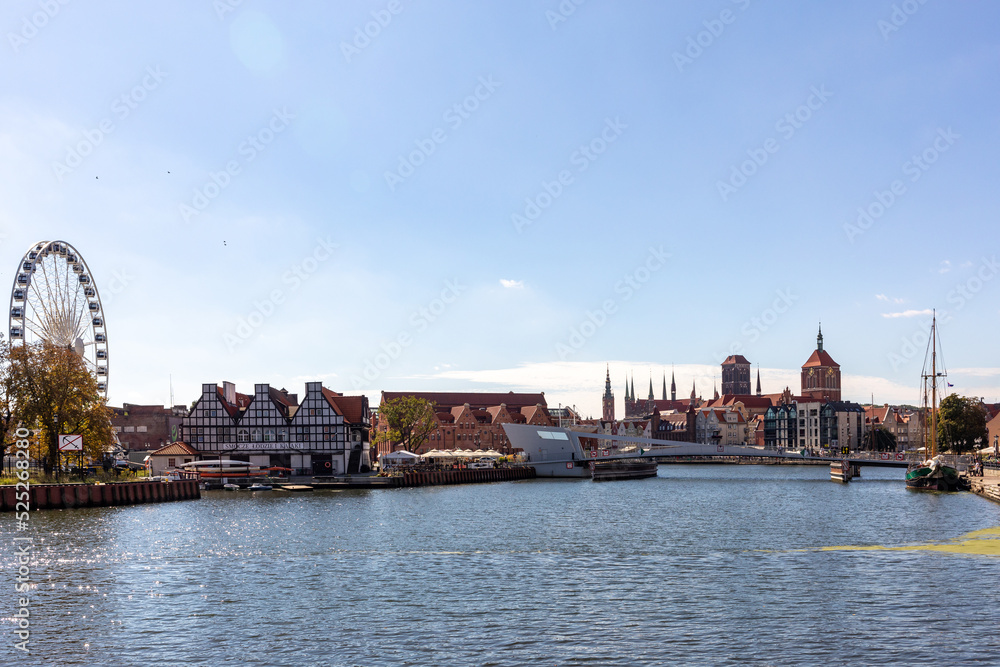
top-left (8, 240), bottom-right (109, 400)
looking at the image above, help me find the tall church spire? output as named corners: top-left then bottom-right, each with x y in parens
top-left (671, 368), bottom-right (676, 401)
top-left (602, 364), bottom-right (615, 422)
top-left (662, 372), bottom-right (667, 401)
top-left (648, 372), bottom-right (654, 401)
top-left (817, 322), bottom-right (824, 352)
top-left (630, 375), bottom-right (635, 403)
top-left (690, 380), bottom-right (696, 406)
top-left (756, 365), bottom-right (762, 397)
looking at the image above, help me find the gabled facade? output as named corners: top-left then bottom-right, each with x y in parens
top-left (182, 381), bottom-right (371, 475)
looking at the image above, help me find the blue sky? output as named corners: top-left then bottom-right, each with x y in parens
top-left (2, 1), bottom-right (998, 418)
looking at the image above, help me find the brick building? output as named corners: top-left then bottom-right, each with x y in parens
top-left (110, 404), bottom-right (188, 451)
top-left (376, 391), bottom-right (551, 456)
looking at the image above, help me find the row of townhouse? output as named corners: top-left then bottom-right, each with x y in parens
top-left (374, 391), bottom-right (553, 456)
top-left (181, 381), bottom-right (371, 475)
top-left (764, 400), bottom-right (867, 451)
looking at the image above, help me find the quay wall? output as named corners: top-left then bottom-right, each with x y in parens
top-left (0, 480), bottom-right (200, 512)
top-left (970, 476), bottom-right (1000, 504)
top-left (398, 467), bottom-right (535, 487)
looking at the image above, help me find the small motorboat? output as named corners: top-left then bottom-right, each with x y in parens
top-left (222, 483), bottom-right (240, 490)
top-left (248, 483), bottom-right (272, 491)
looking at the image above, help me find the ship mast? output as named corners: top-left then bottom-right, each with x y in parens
top-left (930, 312), bottom-right (937, 458)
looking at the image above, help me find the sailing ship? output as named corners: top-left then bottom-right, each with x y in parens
top-left (905, 311), bottom-right (968, 491)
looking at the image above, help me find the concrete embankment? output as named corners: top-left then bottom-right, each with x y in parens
top-left (1, 480), bottom-right (201, 511)
top-left (970, 471), bottom-right (1000, 504)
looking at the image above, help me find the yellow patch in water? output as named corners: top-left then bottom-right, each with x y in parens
top-left (820, 527), bottom-right (1000, 556)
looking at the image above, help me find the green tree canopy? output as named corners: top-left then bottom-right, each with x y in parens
top-left (937, 393), bottom-right (987, 454)
top-left (379, 395), bottom-right (437, 453)
top-left (4, 341), bottom-right (114, 478)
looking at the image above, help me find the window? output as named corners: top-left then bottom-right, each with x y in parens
top-left (124, 426), bottom-right (135, 433)
top-left (168, 458), bottom-right (175, 467)
top-left (211, 410), bottom-right (217, 417)
top-left (137, 426), bottom-right (147, 433)
top-left (251, 429), bottom-right (261, 442)
top-left (264, 429), bottom-right (275, 442)
top-left (238, 429), bottom-right (249, 443)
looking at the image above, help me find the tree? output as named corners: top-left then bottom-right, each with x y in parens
top-left (937, 393), bottom-right (988, 454)
top-left (379, 396), bottom-right (437, 453)
top-left (0, 340), bottom-right (19, 464)
top-left (4, 341), bottom-right (114, 479)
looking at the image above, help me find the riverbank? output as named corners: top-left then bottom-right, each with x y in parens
top-left (969, 469), bottom-right (1000, 503)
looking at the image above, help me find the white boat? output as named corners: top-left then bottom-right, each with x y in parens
top-left (248, 483), bottom-right (272, 491)
top-left (222, 483), bottom-right (240, 490)
top-left (178, 459), bottom-right (262, 479)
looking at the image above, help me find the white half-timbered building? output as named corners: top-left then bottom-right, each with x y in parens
top-left (182, 381), bottom-right (371, 475)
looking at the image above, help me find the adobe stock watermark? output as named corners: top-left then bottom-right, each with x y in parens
top-left (546, 0), bottom-right (587, 30)
top-left (673, 0), bottom-right (751, 73)
top-left (843, 127), bottom-right (958, 243)
top-left (878, 0), bottom-right (931, 41)
top-left (101, 269), bottom-right (134, 306)
top-left (179, 108), bottom-right (294, 221)
top-left (340, 0), bottom-right (406, 63)
top-left (512, 117), bottom-right (626, 233)
top-left (350, 279), bottom-right (467, 388)
top-left (214, 0), bottom-right (244, 20)
top-left (52, 66), bottom-right (167, 182)
top-left (556, 246), bottom-right (669, 359)
top-left (711, 288), bottom-right (798, 362)
top-left (384, 76), bottom-right (501, 192)
top-left (224, 237), bottom-right (337, 351)
top-left (717, 85), bottom-right (832, 202)
top-left (7, 0), bottom-right (71, 53)
top-left (887, 256), bottom-right (998, 371)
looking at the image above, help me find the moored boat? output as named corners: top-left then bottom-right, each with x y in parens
top-left (592, 458), bottom-right (658, 481)
top-left (906, 456), bottom-right (968, 491)
top-left (906, 311), bottom-right (968, 492)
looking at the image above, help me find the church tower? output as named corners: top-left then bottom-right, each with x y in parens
top-left (801, 324), bottom-right (841, 401)
top-left (721, 354), bottom-right (752, 395)
top-left (671, 369), bottom-right (676, 401)
top-left (756, 366), bottom-right (762, 397)
top-left (602, 365), bottom-right (615, 422)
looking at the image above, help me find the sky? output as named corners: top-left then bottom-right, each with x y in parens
top-left (2, 1), bottom-right (999, 419)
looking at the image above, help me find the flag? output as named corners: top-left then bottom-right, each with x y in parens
top-left (947, 382), bottom-right (954, 387)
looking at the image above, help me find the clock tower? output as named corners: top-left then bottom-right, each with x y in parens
top-left (800, 324), bottom-right (841, 401)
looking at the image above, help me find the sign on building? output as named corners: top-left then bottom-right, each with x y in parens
top-left (59, 434), bottom-right (83, 451)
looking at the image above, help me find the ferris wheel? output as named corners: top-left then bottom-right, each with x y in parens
top-left (8, 240), bottom-right (109, 399)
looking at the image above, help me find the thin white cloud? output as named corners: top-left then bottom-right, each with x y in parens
top-left (938, 260), bottom-right (952, 274)
top-left (499, 279), bottom-right (524, 289)
top-left (881, 309), bottom-right (934, 319)
top-left (875, 294), bottom-right (905, 304)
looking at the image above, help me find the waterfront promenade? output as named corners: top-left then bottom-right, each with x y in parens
top-left (970, 467), bottom-right (1000, 503)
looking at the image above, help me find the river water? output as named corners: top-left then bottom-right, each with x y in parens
top-left (3, 464), bottom-right (1000, 666)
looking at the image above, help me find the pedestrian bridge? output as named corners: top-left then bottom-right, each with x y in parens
top-left (502, 423), bottom-right (923, 478)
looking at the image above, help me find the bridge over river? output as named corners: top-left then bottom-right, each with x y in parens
top-left (501, 423), bottom-right (942, 478)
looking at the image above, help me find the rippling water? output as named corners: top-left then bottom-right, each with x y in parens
top-left (4, 465), bottom-right (1000, 665)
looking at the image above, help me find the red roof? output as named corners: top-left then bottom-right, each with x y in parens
top-left (802, 349), bottom-right (839, 368)
top-left (150, 441), bottom-right (199, 456)
top-left (216, 386), bottom-right (251, 418)
top-left (321, 388), bottom-right (369, 424)
top-left (381, 391), bottom-right (547, 410)
top-left (722, 355), bottom-right (751, 365)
